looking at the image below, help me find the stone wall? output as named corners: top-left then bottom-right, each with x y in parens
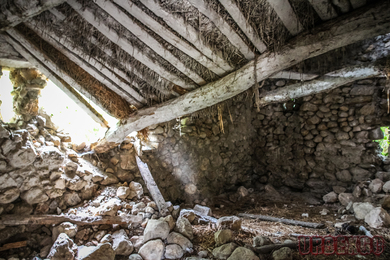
top-left (126, 77), bottom-right (390, 203)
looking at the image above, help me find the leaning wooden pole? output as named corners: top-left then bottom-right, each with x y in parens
top-left (94, 0), bottom-right (390, 153)
top-left (136, 156), bottom-right (169, 217)
top-left (238, 213), bottom-right (325, 229)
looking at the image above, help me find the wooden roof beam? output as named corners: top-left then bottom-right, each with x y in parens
top-left (67, 0), bottom-right (196, 90)
top-left (139, 0), bottom-right (234, 72)
top-left (94, 0), bottom-right (390, 152)
top-left (270, 71), bottom-right (319, 81)
top-left (308, 0), bottom-right (338, 21)
top-left (260, 66), bottom-right (383, 105)
top-left (219, 0), bottom-right (267, 52)
top-left (265, 0), bottom-right (304, 36)
top-left (187, 0), bottom-right (255, 60)
top-left (94, 0), bottom-right (206, 86)
top-left (112, 0), bottom-right (227, 76)
top-left (3, 33), bottom-right (109, 128)
top-left (0, 0), bottom-right (65, 31)
top-left (26, 20), bottom-right (146, 107)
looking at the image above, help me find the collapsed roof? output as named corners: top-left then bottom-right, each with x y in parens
top-left (0, 0), bottom-right (389, 152)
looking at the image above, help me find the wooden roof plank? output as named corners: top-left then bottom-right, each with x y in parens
top-left (139, 0), bottom-right (234, 72)
top-left (94, 0), bottom-right (390, 150)
top-left (112, 0), bottom-right (227, 76)
top-left (67, 0), bottom-right (196, 90)
top-left (3, 32), bottom-right (110, 127)
top-left (308, 0), bottom-right (338, 21)
top-left (219, 0), bottom-right (267, 52)
top-left (94, 0), bottom-right (206, 86)
top-left (265, 0), bottom-right (304, 36)
top-left (26, 21), bottom-right (147, 106)
top-left (187, 0), bottom-right (255, 60)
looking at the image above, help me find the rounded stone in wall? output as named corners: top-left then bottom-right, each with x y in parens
top-left (185, 184), bottom-right (197, 195)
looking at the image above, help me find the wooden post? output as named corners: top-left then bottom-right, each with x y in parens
top-left (136, 156), bottom-right (169, 216)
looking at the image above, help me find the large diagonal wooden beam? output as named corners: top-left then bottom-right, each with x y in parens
top-left (139, 0), bottom-right (233, 72)
top-left (3, 34), bottom-right (109, 128)
top-left (94, 0), bottom-right (206, 86)
top-left (265, 0), bottom-right (303, 36)
top-left (94, 1), bottom-right (390, 152)
top-left (112, 0), bottom-right (227, 76)
top-left (187, 0), bottom-right (255, 60)
top-left (67, 0), bottom-right (196, 90)
top-left (26, 20), bottom-right (146, 107)
top-left (0, 0), bottom-right (65, 31)
top-left (260, 66), bottom-right (383, 105)
top-left (219, 0), bottom-right (267, 52)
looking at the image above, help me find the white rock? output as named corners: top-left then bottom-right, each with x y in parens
top-left (167, 232), bottom-right (193, 252)
top-left (139, 239), bottom-right (165, 260)
top-left (369, 179), bottom-right (384, 193)
top-left (227, 247), bottom-right (259, 260)
top-left (8, 143), bottom-right (37, 169)
top-left (323, 191), bottom-right (338, 203)
top-left (47, 233), bottom-right (78, 260)
top-left (365, 207), bottom-right (390, 228)
top-left (112, 229), bottom-right (133, 255)
top-left (21, 187), bottom-right (49, 205)
top-left (217, 216), bottom-right (242, 231)
top-left (116, 186), bottom-right (130, 200)
top-left (237, 186), bottom-right (249, 197)
top-left (353, 202), bottom-right (375, 220)
top-left (338, 193), bottom-right (354, 206)
top-left (0, 188), bottom-right (20, 204)
top-left (52, 222), bottom-right (78, 240)
top-left (383, 181), bottom-right (390, 193)
top-left (165, 244), bottom-right (184, 259)
top-left (174, 217), bottom-right (193, 240)
top-left (128, 181), bottom-right (143, 200)
top-left (143, 219), bottom-right (170, 242)
top-left (194, 204), bottom-right (212, 216)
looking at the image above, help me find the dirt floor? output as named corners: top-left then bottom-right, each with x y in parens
top-left (188, 190), bottom-right (390, 260)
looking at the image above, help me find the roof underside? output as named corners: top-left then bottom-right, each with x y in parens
top-left (0, 0), bottom-right (389, 149)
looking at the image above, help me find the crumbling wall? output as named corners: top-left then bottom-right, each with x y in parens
top-left (127, 77), bottom-right (390, 203)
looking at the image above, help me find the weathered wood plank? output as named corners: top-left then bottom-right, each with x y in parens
top-left (238, 213), bottom-right (325, 229)
top-left (112, 0), bottom-right (227, 76)
top-left (136, 156), bottom-right (169, 217)
top-left (0, 214), bottom-right (142, 226)
top-left (67, 0), bottom-right (196, 90)
top-left (95, 1), bottom-right (390, 150)
top-left (219, 0), bottom-right (267, 52)
top-left (270, 71), bottom-right (319, 81)
top-left (0, 241), bottom-right (27, 252)
top-left (308, 0), bottom-right (338, 21)
top-left (0, 0), bottom-right (65, 31)
top-left (4, 33), bottom-right (110, 128)
top-left (187, 0), bottom-right (255, 60)
top-left (94, 0), bottom-right (206, 86)
top-left (26, 20), bottom-right (146, 106)
top-left (260, 66), bottom-right (382, 105)
top-left (265, 0), bottom-right (303, 35)
top-left (139, 0), bottom-right (234, 72)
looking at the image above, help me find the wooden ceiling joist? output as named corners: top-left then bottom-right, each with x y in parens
top-left (94, 0), bottom-right (206, 86)
top-left (3, 32), bottom-right (109, 127)
top-left (25, 21), bottom-right (146, 107)
top-left (187, 0), bottom-right (255, 60)
top-left (308, 0), bottom-right (338, 21)
top-left (0, 0), bottom-right (66, 31)
top-left (270, 71), bottom-right (319, 81)
top-left (94, 0), bottom-right (390, 151)
top-left (265, 0), bottom-right (303, 36)
top-left (112, 0), bottom-right (227, 76)
top-left (67, 0), bottom-right (196, 90)
top-left (139, 0), bottom-right (234, 73)
top-left (219, 0), bottom-right (267, 53)
top-left (260, 66), bottom-right (383, 105)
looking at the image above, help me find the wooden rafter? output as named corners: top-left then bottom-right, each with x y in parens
top-left (0, 0), bottom-right (65, 31)
top-left (265, 0), bottom-right (303, 36)
top-left (3, 33), bottom-right (110, 128)
top-left (112, 0), bottom-right (227, 76)
top-left (67, 0), bottom-right (197, 90)
top-left (260, 66), bottom-right (383, 105)
top-left (219, 0), bottom-right (267, 52)
top-left (94, 0), bottom-right (390, 152)
top-left (139, 0), bottom-right (234, 72)
top-left (94, 0), bottom-right (206, 86)
top-left (308, 0), bottom-right (338, 21)
top-left (270, 71), bottom-right (319, 81)
top-left (187, 0), bottom-right (255, 60)
top-left (26, 20), bottom-right (146, 107)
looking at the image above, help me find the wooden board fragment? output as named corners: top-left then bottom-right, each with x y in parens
top-left (136, 156), bottom-right (169, 217)
top-left (0, 241), bottom-right (28, 252)
top-left (238, 213), bottom-right (325, 229)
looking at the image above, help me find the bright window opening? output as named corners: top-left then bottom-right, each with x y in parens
top-left (0, 70), bottom-right (118, 144)
top-left (376, 127), bottom-right (390, 156)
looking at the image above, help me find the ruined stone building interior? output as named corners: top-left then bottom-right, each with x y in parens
top-left (0, 0), bottom-right (390, 259)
